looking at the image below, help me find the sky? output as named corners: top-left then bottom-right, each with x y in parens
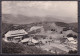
top-left (2, 1), bottom-right (78, 23)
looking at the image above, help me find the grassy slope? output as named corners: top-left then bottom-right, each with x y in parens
top-left (2, 40), bottom-right (52, 54)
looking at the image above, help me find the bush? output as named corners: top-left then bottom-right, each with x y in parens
top-left (60, 38), bottom-right (66, 43)
top-left (2, 40), bottom-right (24, 54)
top-left (2, 40), bottom-right (52, 54)
top-left (51, 29), bottom-right (55, 31)
top-left (67, 33), bottom-right (73, 37)
top-left (63, 27), bottom-right (69, 31)
top-left (60, 31), bottom-right (63, 34)
top-left (68, 50), bottom-right (77, 54)
top-left (73, 35), bottom-right (77, 38)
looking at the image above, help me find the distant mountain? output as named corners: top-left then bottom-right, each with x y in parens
top-left (2, 14), bottom-right (64, 24)
top-left (2, 14), bottom-right (41, 24)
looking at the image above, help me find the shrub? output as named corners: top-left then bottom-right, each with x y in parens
top-left (2, 40), bottom-right (52, 54)
top-left (68, 50), bottom-right (77, 54)
top-left (63, 27), bottom-right (69, 31)
top-left (2, 40), bottom-right (24, 54)
top-left (60, 31), bottom-right (63, 34)
top-left (51, 29), bottom-right (55, 31)
top-left (60, 38), bottom-right (66, 43)
top-left (73, 35), bottom-right (77, 38)
top-left (67, 33), bottom-right (73, 37)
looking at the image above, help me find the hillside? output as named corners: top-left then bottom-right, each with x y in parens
top-left (2, 15), bottom-right (78, 54)
top-left (69, 23), bottom-right (78, 33)
top-left (2, 14), bottom-right (64, 24)
top-left (2, 40), bottom-right (52, 54)
top-left (1, 23), bottom-right (13, 37)
top-left (2, 22), bottom-right (78, 39)
top-left (55, 22), bottom-right (78, 33)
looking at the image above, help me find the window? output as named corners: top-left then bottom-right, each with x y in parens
top-left (7, 37), bottom-right (13, 41)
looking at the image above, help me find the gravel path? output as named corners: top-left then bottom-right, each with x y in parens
top-left (36, 42), bottom-right (72, 53)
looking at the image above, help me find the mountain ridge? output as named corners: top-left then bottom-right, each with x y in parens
top-left (2, 14), bottom-right (71, 24)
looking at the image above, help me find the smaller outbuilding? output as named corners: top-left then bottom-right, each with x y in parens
top-left (66, 37), bottom-right (77, 44)
top-left (67, 37), bottom-right (74, 41)
top-left (20, 37), bottom-right (39, 45)
top-left (29, 26), bottom-right (44, 33)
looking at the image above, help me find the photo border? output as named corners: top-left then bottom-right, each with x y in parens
top-left (0, 0), bottom-right (79, 56)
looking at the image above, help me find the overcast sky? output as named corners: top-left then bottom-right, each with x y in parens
top-left (2, 1), bottom-right (78, 23)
